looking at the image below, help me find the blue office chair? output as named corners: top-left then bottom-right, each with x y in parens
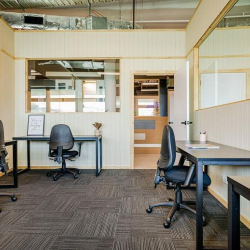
top-left (0, 120), bottom-right (17, 213)
top-left (46, 124), bottom-right (82, 181)
top-left (146, 125), bottom-right (211, 228)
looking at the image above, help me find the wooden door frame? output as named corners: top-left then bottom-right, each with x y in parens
top-left (130, 70), bottom-right (175, 169)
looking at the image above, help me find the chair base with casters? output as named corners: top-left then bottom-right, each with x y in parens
top-left (146, 183), bottom-right (206, 228)
top-left (146, 164), bottom-right (211, 228)
top-left (0, 193), bottom-right (17, 213)
top-left (47, 158), bottom-right (81, 181)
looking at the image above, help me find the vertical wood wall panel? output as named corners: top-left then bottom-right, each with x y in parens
top-left (14, 30), bottom-right (185, 168)
top-left (0, 19), bottom-right (14, 55)
top-left (0, 20), bottom-right (15, 168)
top-left (186, 0), bottom-right (230, 53)
top-left (194, 100), bottom-right (250, 223)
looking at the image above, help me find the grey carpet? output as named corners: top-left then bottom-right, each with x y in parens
top-left (0, 169), bottom-right (250, 250)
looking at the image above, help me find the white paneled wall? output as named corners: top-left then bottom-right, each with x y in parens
top-left (186, 0), bottom-right (230, 53)
top-left (200, 28), bottom-right (250, 57)
top-left (15, 30), bottom-right (185, 59)
top-left (0, 20), bottom-right (15, 167)
top-left (0, 19), bottom-right (15, 55)
top-left (14, 30), bottom-right (185, 168)
top-left (194, 101), bottom-right (250, 221)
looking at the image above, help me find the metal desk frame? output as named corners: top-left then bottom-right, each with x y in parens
top-left (176, 141), bottom-right (250, 250)
top-left (12, 135), bottom-right (102, 177)
top-left (227, 176), bottom-right (250, 250)
top-left (0, 140), bottom-right (18, 188)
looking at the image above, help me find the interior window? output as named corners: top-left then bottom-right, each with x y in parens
top-left (27, 59), bottom-right (120, 113)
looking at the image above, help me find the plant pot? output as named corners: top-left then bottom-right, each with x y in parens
top-left (94, 130), bottom-right (101, 136)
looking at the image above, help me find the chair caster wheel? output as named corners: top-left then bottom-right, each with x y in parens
top-left (74, 175), bottom-right (78, 179)
top-left (203, 219), bottom-right (207, 227)
top-left (77, 170), bottom-right (81, 174)
top-left (53, 176), bottom-right (57, 181)
top-left (47, 173), bottom-right (51, 177)
top-left (11, 196), bottom-right (17, 202)
top-left (163, 222), bottom-right (171, 228)
top-left (146, 207), bottom-right (153, 213)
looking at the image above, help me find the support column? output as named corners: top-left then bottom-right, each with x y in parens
top-left (104, 61), bottom-right (116, 112)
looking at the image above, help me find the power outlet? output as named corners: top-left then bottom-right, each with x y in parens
top-left (221, 175), bottom-right (228, 185)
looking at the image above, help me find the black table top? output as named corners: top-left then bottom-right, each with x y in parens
top-left (13, 135), bottom-right (101, 141)
top-left (176, 141), bottom-right (250, 163)
top-left (228, 176), bottom-right (250, 190)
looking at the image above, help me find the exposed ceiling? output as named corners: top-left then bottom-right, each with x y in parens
top-left (0, 0), bottom-right (201, 29)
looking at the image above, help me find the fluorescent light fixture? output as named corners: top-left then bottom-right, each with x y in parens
top-left (135, 20), bottom-right (189, 23)
top-left (83, 81), bottom-right (97, 84)
top-left (141, 82), bottom-right (158, 86)
top-left (97, 72), bottom-right (120, 76)
top-left (46, 72), bottom-right (101, 77)
top-left (84, 95), bottom-right (105, 98)
top-left (141, 89), bottom-right (159, 92)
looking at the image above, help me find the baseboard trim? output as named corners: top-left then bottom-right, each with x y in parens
top-left (18, 166), bottom-right (133, 170)
top-left (208, 186), bottom-right (250, 229)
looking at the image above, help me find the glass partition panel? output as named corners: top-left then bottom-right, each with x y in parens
top-left (27, 59), bottom-right (120, 113)
top-left (198, 0), bottom-right (250, 109)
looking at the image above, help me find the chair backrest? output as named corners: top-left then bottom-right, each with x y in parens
top-left (49, 124), bottom-right (74, 151)
top-left (0, 120), bottom-right (9, 173)
top-left (0, 120), bottom-right (6, 153)
top-left (157, 125), bottom-right (176, 171)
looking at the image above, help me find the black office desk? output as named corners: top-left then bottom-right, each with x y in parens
top-left (12, 135), bottom-right (102, 177)
top-left (0, 140), bottom-right (18, 188)
top-left (176, 141), bottom-right (250, 250)
top-left (227, 176), bottom-right (250, 250)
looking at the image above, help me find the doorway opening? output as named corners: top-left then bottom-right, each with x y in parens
top-left (133, 74), bottom-right (174, 169)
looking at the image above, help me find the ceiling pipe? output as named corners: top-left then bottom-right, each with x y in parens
top-left (87, 0), bottom-right (91, 16)
top-left (133, 0), bottom-right (135, 29)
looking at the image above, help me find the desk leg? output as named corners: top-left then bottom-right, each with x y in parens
top-left (95, 140), bottom-right (99, 177)
top-left (196, 161), bottom-right (203, 250)
top-left (13, 141), bottom-right (18, 188)
top-left (17, 140), bottom-right (30, 175)
top-left (100, 137), bottom-right (102, 173)
top-left (228, 183), bottom-right (240, 250)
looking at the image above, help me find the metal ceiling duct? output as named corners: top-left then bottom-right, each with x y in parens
top-left (0, 0), bottom-right (119, 10)
top-left (0, 11), bottom-right (138, 30)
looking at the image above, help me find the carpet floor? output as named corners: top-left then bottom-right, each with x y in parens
top-left (0, 169), bottom-right (250, 250)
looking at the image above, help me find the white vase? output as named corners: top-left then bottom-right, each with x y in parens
top-left (94, 130), bottom-right (101, 136)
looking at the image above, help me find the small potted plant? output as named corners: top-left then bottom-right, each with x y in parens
top-left (93, 122), bottom-right (102, 136)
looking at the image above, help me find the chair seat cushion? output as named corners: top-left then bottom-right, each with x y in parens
top-left (164, 166), bottom-right (211, 187)
top-left (50, 150), bottom-right (78, 158)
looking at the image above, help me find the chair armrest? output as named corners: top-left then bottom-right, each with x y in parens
top-left (56, 146), bottom-right (63, 164)
top-left (183, 163), bottom-right (195, 187)
top-left (77, 142), bottom-right (83, 157)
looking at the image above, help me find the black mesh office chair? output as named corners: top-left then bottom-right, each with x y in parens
top-left (46, 124), bottom-right (81, 181)
top-left (146, 125), bottom-right (211, 228)
top-left (0, 120), bottom-right (17, 213)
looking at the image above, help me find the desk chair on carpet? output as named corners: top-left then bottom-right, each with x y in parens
top-left (0, 120), bottom-right (17, 213)
top-left (47, 124), bottom-right (81, 181)
top-left (146, 125), bottom-right (211, 228)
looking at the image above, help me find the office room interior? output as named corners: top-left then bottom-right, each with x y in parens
top-left (1, 0), bottom-right (250, 249)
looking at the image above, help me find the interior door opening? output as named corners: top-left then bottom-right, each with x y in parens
top-left (133, 74), bottom-right (174, 169)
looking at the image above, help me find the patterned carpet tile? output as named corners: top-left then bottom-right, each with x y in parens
top-left (77, 197), bottom-right (122, 213)
top-left (113, 237), bottom-right (176, 250)
top-left (10, 211), bottom-right (74, 235)
top-left (0, 169), bottom-right (250, 250)
top-left (0, 233), bottom-right (55, 250)
top-left (62, 212), bottom-right (118, 238)
top-left (49, 236), bottom-right (114, 250)
top-left (115, 213), bottom-right (172, 239)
